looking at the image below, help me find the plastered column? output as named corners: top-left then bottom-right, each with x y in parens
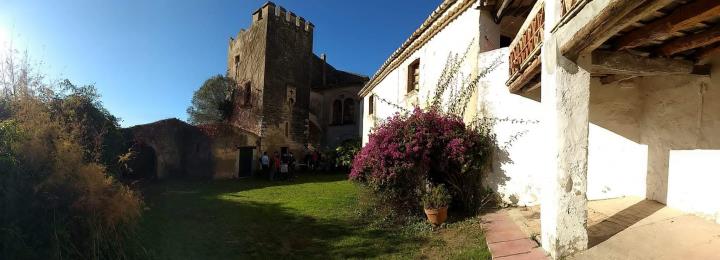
top-left (540, 1), bottom-right (590, 258)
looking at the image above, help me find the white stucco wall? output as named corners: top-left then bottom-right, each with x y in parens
top-left (587, 79), bottom-right (649, 200)
top-left (360, 0), bottom-right (720, 222)
top-left (362, 2), bottom-right (482, 144)
top-left (361, 3), bottom-right (655, 207)
top-left (667, 150), bottom-right (720, 223)
top-left (476, 48), bottom-right (544, 206)
top-left (476, 48), bottom-right (650, 206)
top-left (638, 75), bottom-right (720, 223)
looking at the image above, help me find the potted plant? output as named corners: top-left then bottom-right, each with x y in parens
top-left (422, 184), bottom-right (451, 225)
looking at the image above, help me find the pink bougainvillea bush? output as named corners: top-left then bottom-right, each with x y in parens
top-left (350, 108), bottom-right (492, 215)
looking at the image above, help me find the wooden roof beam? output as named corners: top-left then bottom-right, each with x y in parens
top-left (659, 26), bottom-right (720, 56)
top-left (556, 0), bottom-right (653, 60)
top-left (591, 51), bottom-right (694, 76)
top-left (615, 0), bottom-right (720, 50)
top-left (494, 0), bottom-right (514, 22)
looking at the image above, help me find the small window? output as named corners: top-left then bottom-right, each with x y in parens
top-left (332, 100), bottom-right (342, 125)
top-left (286, 85), bottom-right (296, 105)
top-left (285, 122), bottom-right (289, 137)
top-left (343, 98), bottom-right (355, 124)
top-left (407, 59), bottom-right (420, 93)
top-left (234, 55), bottom-right (240, 66)
top-left (243, 82), bottom-right (252, 107)
top-left (368, 95), bottom-right (375, 115)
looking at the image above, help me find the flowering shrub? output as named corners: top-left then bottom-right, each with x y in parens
top-left (350, 108), bottom-right (492, 215)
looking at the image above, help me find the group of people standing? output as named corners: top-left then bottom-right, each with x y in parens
top-left (259, 151), bottom-right (295, 181)
top-left (259, 150), bottom-right (324, 181)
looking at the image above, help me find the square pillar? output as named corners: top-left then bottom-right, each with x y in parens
top-left (540, 1), bottom-right (590, 259)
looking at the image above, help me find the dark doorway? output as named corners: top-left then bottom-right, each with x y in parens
top-left (122, 142), bottom-right (157, 180)
top-left (238, 147), bottom-right (254, 178)
top-left (281, 147), bottom-right (289, 156)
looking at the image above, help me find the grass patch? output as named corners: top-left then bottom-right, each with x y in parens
top-left (137, 174), bottom-right (490, 259)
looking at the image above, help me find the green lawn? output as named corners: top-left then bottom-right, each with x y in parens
top-left (137, 174), bottom-right (491, 259)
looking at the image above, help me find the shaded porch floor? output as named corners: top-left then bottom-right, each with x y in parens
top-left (505, 197), bottom-right (720, 259)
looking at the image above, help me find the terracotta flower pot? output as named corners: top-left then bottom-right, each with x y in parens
top-left (424, 206), bottom-right (448, 225)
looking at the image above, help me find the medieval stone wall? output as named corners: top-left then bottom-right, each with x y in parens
top-left (261, 5), bottom-right (313, 155)
top-left (227, 3), bottom-right (314, 156)
top-left (199, 124), bottom-right (259, 179)
top-left (127, 119), bottom-right (212, 179)
top-left (227, 8), bottom-right (268, 136)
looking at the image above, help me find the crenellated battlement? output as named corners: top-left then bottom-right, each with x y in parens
top-left (251, 2), bottom-right (314, 33)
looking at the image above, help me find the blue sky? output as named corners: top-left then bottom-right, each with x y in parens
top-left (0, 0), bottom-right (442, 127)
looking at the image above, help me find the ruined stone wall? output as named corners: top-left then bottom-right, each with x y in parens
top-left (128, 119), bottom-right (260, 180)
top-left (199, 124), bottom-right (259, 179)
top-left (127, 119), bottom-right (212, 179)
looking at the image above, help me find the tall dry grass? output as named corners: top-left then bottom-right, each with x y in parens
top-left (1, 47), bottom-right (143, 259)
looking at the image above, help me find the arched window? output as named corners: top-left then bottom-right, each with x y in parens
top-left (332, 100), bottom-right (342, 125)
top-left (343, 98), bottom-right (355, 124)
top-left (368, 95), bottom-right (375, 115)
top-left (407, 59), bottom-right (420, 93)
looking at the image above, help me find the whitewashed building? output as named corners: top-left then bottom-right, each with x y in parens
top-left (358, 0), bottom-right (720, 258)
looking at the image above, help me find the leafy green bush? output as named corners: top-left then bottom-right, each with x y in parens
top-left (334, 138), bottom-right (361, 168)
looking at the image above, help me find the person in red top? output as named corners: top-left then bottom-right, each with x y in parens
top-left (311, 150), bottom-right (319, 170)
top-left (271, 152), bottom-right (281, 181)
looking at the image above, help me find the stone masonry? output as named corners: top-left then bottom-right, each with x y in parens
top-left (227, 2), bottom-right (367, 155)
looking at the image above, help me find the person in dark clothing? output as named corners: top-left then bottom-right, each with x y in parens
top-left (311, 151), bottom-right (319, 171)
top-left (288, 152), bottom-right (296, 180)
top-left (305, 152), bottom-right (312, 170)
top-left (270, 152), bottom-right (280, 181)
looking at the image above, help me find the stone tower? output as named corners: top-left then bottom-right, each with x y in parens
top-left (227, 2), bottom-right (314, 155)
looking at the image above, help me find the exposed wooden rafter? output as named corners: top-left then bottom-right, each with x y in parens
top-left (591, 51), bottom-right (694, 76)
top-left (557, 0), bottom-right (648, 59)
top-left (615, 0), bottom-right (720, 50)
top-left (495, 0), bottom-right (514, 22)
top-left (585, 0), bottom-right (674, 51)
top-left (658, 26), bottom-right (720, 56)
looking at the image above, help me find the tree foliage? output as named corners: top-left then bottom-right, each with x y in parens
top-left (50, 80), bottom-right (126, 172)
top-left (0, 48), bottom-right (143, 259)
top-left (186, 75), bottom-right (235, 125)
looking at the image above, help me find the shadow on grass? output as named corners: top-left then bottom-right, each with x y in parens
top-left (138, 174), bottom-right (427, 259)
